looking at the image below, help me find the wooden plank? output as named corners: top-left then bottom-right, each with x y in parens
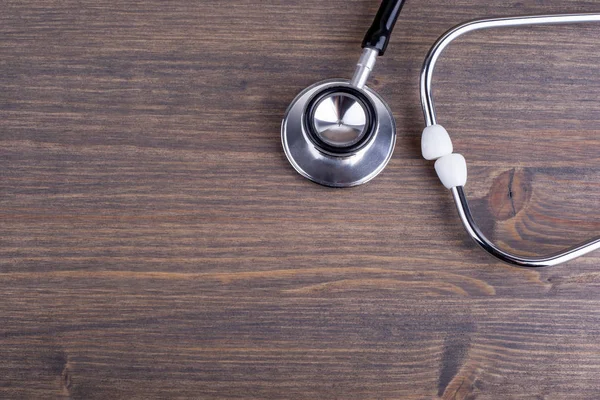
top-left (1, 0), bottom-right (600, 398)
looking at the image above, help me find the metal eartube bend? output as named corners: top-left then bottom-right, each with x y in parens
top-left (420, 13), bottom-right (600, 267)
top-left (451, 186), bottom-right (600, 267)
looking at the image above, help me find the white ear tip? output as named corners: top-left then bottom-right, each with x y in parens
top-left (422, 124), bottom-right (453, 160)
top-left (434, 153), bottom-right (467, 189)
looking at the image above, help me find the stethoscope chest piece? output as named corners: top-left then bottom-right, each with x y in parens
top-left (282, 79), bottom-right (396, 187)
top-left (281, 0), bottom-right (407, 188)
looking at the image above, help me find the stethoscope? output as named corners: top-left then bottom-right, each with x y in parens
top-left (281, 1), bottom-right (600, 268)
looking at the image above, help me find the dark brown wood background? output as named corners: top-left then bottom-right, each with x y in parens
top-left (2, 0), bottom-right (600, 398)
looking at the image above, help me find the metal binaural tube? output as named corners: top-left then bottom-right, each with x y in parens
top-left (421, 13), bottom-right (600, 127)
top-left (420, 13), bottom-right (600, 267)
top-left (452, 187), bottom-right (600, 267)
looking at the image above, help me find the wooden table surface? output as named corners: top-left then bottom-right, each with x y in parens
top-left (2, 1), bottom-right (600, 398)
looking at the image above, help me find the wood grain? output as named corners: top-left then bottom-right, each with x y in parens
top-left (1, 0), bottom-right (600, 398)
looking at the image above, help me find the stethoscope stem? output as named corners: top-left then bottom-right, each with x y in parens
top-left (351, 48), bottom-right (378, 89)
top-left (352, 0), bottom-right (407, 90)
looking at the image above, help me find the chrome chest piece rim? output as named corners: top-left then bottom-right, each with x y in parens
top-left (281, 79), bottom-right (396, 188)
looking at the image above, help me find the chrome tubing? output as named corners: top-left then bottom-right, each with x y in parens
top-left (421, 14), bottom-right (600, 267)
top-left (452, 187), bottom-right (600, 267)
top-left (351, 47), bottom-right (379, 89)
